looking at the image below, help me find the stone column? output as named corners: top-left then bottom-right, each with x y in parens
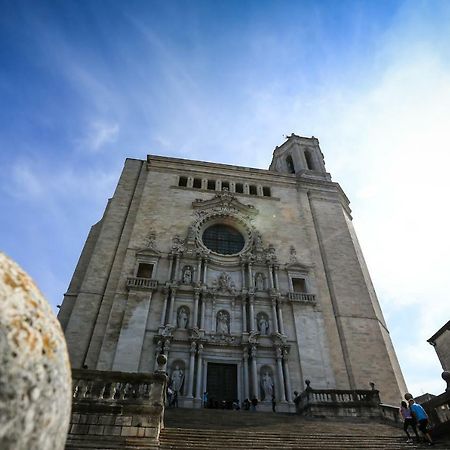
top-left (275, 347), bottom-right (286, 402)
top-left (211, 299), bottom-right (216, 332)
top-left (187, 341), bottom-right (196, 398)
top-left (196, 257), bottom-right (202, 284)
top-left (160, 289), bottom-right (169, 326)
top-left (251, 345), bottom-right (258, 399)
top-left (277, 300), bottom-right (285, 335)
top-left (195, 344), bottom-right (204, 399)
top-left (248, 263), bottom-right (253, 288)
top-left (268, 265), bottom-right (274, 289)
top-left (193, 290), bottom-right (200, 328)
top-left (240, 264), bottom-right (246, 289)
top-left (200, 297), bottom-right (206, 330)
top-left (167, 255), bottom-right (174, 281)
top-left (174, 255), bottom-right (180, 282)
top-left (203, 258), bottom-right (208, 284)
top-left (168, 288), bottom-right (177, 326)
top-left (274, 265), bottom-right (280, 290)
top-left (271, 298), bottom-right (279, 333)
top-left (243, 347), bottom-right (250, 400)
top-left (241, 296), bottom-right (247, 333)
top-left (283, 349), bottom-right (293, 403)
top-left (249, 295), bottom-right (255, 332)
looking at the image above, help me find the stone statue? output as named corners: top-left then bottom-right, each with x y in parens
top-left (255, 272), bottom-right (264, 290)
top-left (216, 311), bottom-right (230, 334)
top-left (177, 307), bottom-right (189, 329)
top-left (289, 245), bottom-right (297, 263)
top-left (216, 272), bottom-right (236, 294)
top-left (182, 266), bottom-right (192, 284)
top-left (261, 371), bottom-right (274, 400)
top-left (171, 366), bottom-right (184, 393)
top-left (257, 314), bottom-right (269, 335)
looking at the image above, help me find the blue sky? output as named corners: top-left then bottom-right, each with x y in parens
top-left (1, 0), bottom-right (450, 397)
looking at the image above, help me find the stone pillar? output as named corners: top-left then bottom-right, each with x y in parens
top-left (203, 258), bottom-right (208, 284)
top-left (160, 289), bottom-right (169, 326)
top-left (200, 297), bottom-right (206, 330)
top-left (268, 265), bottom-right (274, 289)
top-left (174, 255), bottom-right (180, 282)
top-left (168, 288), bottom-right (177, 325)
top-left (241, 296), bottom-right (247, 333)
top-left (168, 255), bottom-right (174, 281)
top-left (243, 347), bottom-right (250, 400)
top-left (193, 290), bottom-right (200, 328)
top-left (249, 295), bottom-right (255, 332)
top-left (248, 263), bottom-right (253, 288)
top-left (277, 300), bottom-right (285, 335)
top-left (195, 344), bottom-right (204, 399)
top-left (275, 347), bottom-right (286, 402)
top-left (251, 345), bottom-right (258, 399)
top-left (211, 299), bottom-right (216, 332)
top-left (187, 341), bottom-right (196, 398)
top-left (241, 264), bottom-right (246, 289)
top-left (196, 257), bottom-right (202, 284)
top-left (274, 265), bottom-right (280, 290)
top-left (283, 349), bottom-right (293, 403)
top-left (271, 298), bottom-right (279, 333)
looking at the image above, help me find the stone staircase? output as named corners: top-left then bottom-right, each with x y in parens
top-left (160, 408), bottom-right (450, 449)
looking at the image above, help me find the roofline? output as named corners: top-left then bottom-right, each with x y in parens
top-left (428, 320), bottom-right (450, 344)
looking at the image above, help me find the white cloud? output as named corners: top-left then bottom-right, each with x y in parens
top-left (83, 120), bottom-right (120, 152)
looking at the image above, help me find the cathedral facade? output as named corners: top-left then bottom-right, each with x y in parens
top-left (58, 134), bottom-right (406, 410)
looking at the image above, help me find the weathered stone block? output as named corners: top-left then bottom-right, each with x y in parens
top-left (121, 426), bottom-right (139, 437)
top-left (98, 415), bottom-right (116, 426)
top-left (115, 416), bottom-right (132, 426)
top-left (88, 425), bottom-right (104, 435)
top-left (103, 426), bottom-right (122, 436)
top-left (70, 424), bottom-right (89, 435)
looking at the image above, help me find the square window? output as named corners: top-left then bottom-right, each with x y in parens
top-left (137, 263), bottom-right (154, 278)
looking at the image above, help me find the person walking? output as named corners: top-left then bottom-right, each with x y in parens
top-left (408, 398), bottom-right (434, 446)
top-left (400, 401), bottom-right (419, 442)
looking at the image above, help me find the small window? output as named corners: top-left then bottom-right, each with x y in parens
top-left (207, 179), bottom-right (216, 190)
top-left (292, 278), bottom-right (306, 293)
top-left (137, 263), bottom-right (154, 278)
top-left (235, 183), bottom-right (244, 193)
top-left (249, 185), bottom-right (257, 195)
top-left (222, 181), bottom-right (230, 191)
top-left (193, 178), bottom-right (202, 188)
top-left (262, 186), bottom-right (271, 197)
top-left (179, 176), bottom-right (188, 187)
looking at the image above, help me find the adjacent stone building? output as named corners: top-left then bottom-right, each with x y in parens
top-left (428, 320), bottom-right (450, 372)
top-left (58, 134), bottom-right (407, 410)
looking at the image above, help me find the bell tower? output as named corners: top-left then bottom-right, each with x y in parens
top-left (269, 133), bottom-right (331, 180)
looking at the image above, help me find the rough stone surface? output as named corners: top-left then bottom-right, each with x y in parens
top-left (0, 252), bottom-right (72, 450)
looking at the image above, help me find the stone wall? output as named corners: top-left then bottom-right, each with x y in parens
top-left (66, 369), bottom-right (167, 449)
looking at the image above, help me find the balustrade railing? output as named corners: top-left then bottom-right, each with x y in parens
top-left (295, 387), bottom-right (381, 417)
top-left (72, 369), bottom-right (165, 403)
top-left (126, 277), bottom-right (158, 290)
top-left (288, 292), bottom-right (316, 303)
top-left (423, 391), bottom-right (450, 437)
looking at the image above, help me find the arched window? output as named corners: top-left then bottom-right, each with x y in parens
top-left (304, 150), bottom-right (315, 171)
top-left (286, 155), bottom-right (295, 173)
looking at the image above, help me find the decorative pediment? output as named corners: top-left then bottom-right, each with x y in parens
top-left (192, 191), bottom-right (258, 218)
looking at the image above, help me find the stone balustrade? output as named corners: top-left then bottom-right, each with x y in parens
top-left (422, 390), bottom-right (450, 437)
top-left (295, 388), bottom-right (381, 418)
top-left (66, 369), bottom-right (167, 449)
top-left (287, 292), bottom-right (316, 303)
top-left (126, 277), bottom-right (158, 290)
